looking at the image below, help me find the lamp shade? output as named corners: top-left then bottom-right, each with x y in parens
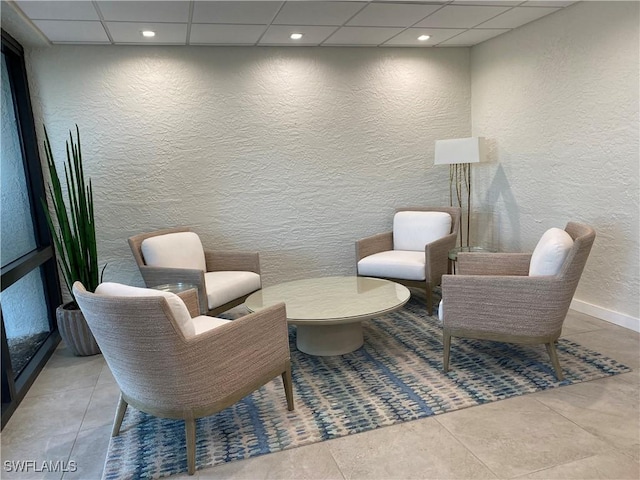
top-left (434, 137), bottom-right (486, 165)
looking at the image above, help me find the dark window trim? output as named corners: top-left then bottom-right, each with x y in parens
top-left (1, 28), bottom-right (62, 429)
top-left (1, 247), bottom-right (54, 291)
top-left (2, 30), bottom-right (52, 251)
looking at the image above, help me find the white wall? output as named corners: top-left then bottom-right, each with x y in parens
top-left (470, 1), bottom-right (639, 326)
top-left (25, 2), bottom-right (639, 328)
top-left (27, 46), bottom-right (470, 287)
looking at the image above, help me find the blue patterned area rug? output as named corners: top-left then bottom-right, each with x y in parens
top-left (103, 296), bottom-right (630, 479)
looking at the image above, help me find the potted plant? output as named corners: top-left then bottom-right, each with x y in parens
top-left (42, 125), bottom-right (103, 356)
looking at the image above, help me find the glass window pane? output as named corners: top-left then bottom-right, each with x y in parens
top-left (1, 267), bottom-right (52, 376)
top-left (1, 53), bottom-right (37, 267)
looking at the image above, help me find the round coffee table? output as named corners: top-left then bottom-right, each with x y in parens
top-left (245, 276), bottom-right (410, 356)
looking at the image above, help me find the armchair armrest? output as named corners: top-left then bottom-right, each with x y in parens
top-left (175, 288), bottom-right (200, 318)
top-left (457, 252), bottom-right (532, 276)
top-left (139, 265), bottom-right (207, 314)
top-left (441, 274), bottom-right (567, 337)
top-left (425, 232), bottom-right (457, 284)
top-left (204, 250), bottom-right (261, 274)
top-left (356, 232), bottom-right (393, 262)
top-left (186, 303), bottom-right (290, 404)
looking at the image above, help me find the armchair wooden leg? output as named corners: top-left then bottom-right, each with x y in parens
top-left (545, 342), bottom-right (564, 381)
top-left (443, 331), bottom-right (451, 373)
top-left (282, 362), bottom-right (294, 411)
top-left (111, 394), bottom-right (128, 437)
top-left (185, 418), bottom-right (196, 475)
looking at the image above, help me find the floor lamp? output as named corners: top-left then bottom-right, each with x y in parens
top-left (434, 137), bottom-right (486, 248)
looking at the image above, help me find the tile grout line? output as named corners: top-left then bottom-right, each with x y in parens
top-left (61, 376), bottom-right (102, 479)
top-left (432, 415), bottom-right (501, 479)
top-left (530, 384), bottom-right (638, 447)
top-left (505, 451), bottom-right (603, 479)
top-left (323, 443), bottom-right (348, 480)
top-left (529, 395), bottom-right (618, 457)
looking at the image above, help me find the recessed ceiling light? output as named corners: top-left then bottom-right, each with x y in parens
top-left (290, 33), bottom-right (303, 40)
top-left (141, 30), bottom-right (156, 38)
top-left (418, 35), bottom-right (430, 41)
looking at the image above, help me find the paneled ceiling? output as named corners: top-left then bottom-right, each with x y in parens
top-left (10, 1), bottom-right (576, 47)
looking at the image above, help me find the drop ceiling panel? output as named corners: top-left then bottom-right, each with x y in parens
top-left (382, 28), bottom-right (466, 46)
top-left (478, 6), bottom-right (560, 28)
top-left (192, 1), bottom-right (282, 25)
top-left (452, 0), bottom-right (522, 5)
top-left (97, 1), bottom-right (190, 23)
top-left (323, 26), bottom-right (403, 45)
top-left (15, 1), bottom-right (99, 21)
top-left (10, 0), bottom-right (576, 47)
top-left (32, 20), bottom-right (109, 43)
top-left (106, 22), bottom-right (188, 44)
top-left (190, 24), bottom-right (266, 45)
top-left (438, 28), bottom-right (509, 45)
top-left (415, 5), bottom-right (511, 28)
top-left (347, 3), bottom-right (442, 27)
top-left (259, 25), bottom-right (338, 45)
top-left (524, 1), bottom-right (576, 6)
top-left (273, 1), bottom-right (365, 26)
top-left (372, 0), bottom-right (448, 3)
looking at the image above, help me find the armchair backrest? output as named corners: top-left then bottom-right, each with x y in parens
top-left (536, 222), bottom-right (595, 320)
top-left (393, 207), bottom-right (460, 251)
top-left (73, 281), bottom-right (202, 411)
top-left (95, 282), bottom-right (196, 337)
top-left (547, 222), bottom-right (596, 327)
top-left (559, 222), bottom-right (596, 287)
top-left (529, 228), bottom-right (574, 276)
top-left (141, 232), bottom-right (206, 271)
top-left (128, 226), bottom-right (193, 268)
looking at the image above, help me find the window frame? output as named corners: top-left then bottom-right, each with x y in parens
top-left (1, 29), bottom-right (62, 429)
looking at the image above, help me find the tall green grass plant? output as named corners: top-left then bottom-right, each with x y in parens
top-left (42, 125), bottom-right (102, 305)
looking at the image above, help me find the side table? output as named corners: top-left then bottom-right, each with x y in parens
top-left (152, 283), bottom-right (200, 317)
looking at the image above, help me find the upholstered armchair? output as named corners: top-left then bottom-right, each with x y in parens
top-left (73, 281), bottom-right (293, 476)
top-left (440, 222), bottom-right (596, 380)
top-left (356, 207), bottom-right (461, 313)
top-left (128, 227), bottom-right (261, 316)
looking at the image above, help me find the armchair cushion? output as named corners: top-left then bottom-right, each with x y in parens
top-left (204, 271), bottom-right (261, 309)
top-left (357, 250), bottom-right (425, 281)
top-left (191, 315), bottom-right (231, 335)
top-left (95, 282), bottom-right (196, 338)
top-left (529, 228), bottom-right (574, 276)
top-left (393, 211), bottom-right (452, 251)
top-left (141, 232), bottom-right (207, 272)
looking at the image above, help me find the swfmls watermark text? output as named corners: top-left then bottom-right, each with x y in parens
top-left (3, 460), bottom-right (77, 473)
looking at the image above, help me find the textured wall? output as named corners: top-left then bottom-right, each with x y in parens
top-left (470, 1), bottom-right (639, 318)
top-left (27, 46), bottom-right (470, 288)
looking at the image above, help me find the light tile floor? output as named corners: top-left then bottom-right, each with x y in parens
top-left (1, 309), bottom-right (638, 480)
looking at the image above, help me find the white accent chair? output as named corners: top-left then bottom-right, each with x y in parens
top-left (356, 207), bottom-right (461, 313)
top-left (129, 227), bottom-right (261, 316)
top-left (73, 281), bottom-right (293, 476)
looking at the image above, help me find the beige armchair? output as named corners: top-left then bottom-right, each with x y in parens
top-left (73, 281), bottom-right (293, 476)
top-left (356, 207), bottom-right (461, 313)
top-left (128, 227), bottom-right (261, 316)
top-left (440, 222), bottom-right (596, 380)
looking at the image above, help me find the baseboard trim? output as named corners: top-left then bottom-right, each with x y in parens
top-left (570, 299), bottom-right (640, 333)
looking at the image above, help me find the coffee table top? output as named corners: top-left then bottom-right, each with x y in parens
top-left (246, 276), bottom-right (410, 326)
top-left (151, 283), bottom-right (198, 294)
